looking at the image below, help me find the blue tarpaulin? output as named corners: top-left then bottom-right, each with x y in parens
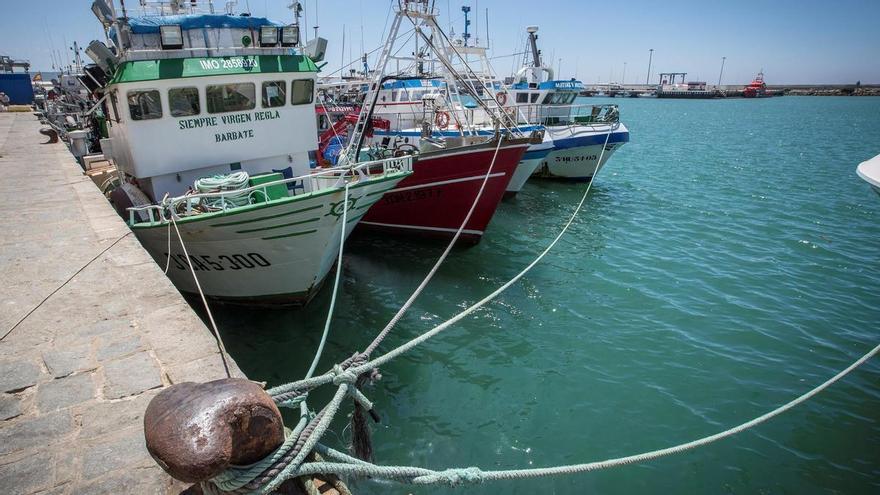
top-left (127, 14), bottom-right (281, 34)
top-left (0, 74), bottom-right (34, 105)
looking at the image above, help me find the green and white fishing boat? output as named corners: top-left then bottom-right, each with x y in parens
top-left (86, 0), bottom-right (411, 304)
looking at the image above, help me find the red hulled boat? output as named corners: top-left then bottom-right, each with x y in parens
top-left (743, 71), bottom-right (781, 98)
top-left (358, 135), bottom-right (531, 243)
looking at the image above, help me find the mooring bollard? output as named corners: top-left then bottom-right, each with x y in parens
top-left (144, 378), bottom-right (285, 483)
top-left (39, 127), bottom-right (59, 144)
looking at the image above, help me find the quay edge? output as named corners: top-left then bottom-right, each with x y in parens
top-left (0, 112), bottom-right (241, 494)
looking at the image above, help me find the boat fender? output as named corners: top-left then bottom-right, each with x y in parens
top-left (496, 91), bottom-right (508, 106)
top-left (435, 110), bottom-right (450, 129)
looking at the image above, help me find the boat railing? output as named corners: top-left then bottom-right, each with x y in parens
top-left (509, 104), bottom-right (620, 128)
top-left (127, 155), bottom-right (412, 225)
top-left (130, 0), bottom-right (230, 16)
top-left (119, 46), bottom-right (291, 62)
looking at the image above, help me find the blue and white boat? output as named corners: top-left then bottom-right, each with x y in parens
top-left (498, 27), bottom-right (629, 181)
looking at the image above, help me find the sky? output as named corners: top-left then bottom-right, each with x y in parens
top-left (2, 0), bottom-right (879, 85)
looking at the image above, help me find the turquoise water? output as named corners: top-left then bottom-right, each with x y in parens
top-left (210, 96), bottom-right (880, 494)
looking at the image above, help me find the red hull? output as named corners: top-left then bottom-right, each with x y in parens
top-left (359, 141), bottom-right (529, 242)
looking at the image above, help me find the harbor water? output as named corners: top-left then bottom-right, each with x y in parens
top-left (207, 96), bottom-right (880, 493)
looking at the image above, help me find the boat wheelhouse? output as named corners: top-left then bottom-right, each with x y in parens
top-left (87, 1), bottom-right (411, 304)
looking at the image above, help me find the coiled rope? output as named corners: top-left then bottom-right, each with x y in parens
top-left (194, 172), bottom-right (256, 210)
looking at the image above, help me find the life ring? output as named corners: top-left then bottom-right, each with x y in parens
top-left (434, 111), bottom-right (450, 129)
top-left (496, 91), bottom-right (508, 106)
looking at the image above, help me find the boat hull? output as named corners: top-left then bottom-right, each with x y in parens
top-left (131, 174), bottom-right (408, 305)
top-left (533, 124), bottom-right (630, 181)
top-left (504, 144), bottom-right (552, 197)
top-left (359, 141), bottom-right (528, 242)
top-left (857, 153), bottom-right (880, 198)
top-left (371, 126), bottom-right (545, 195)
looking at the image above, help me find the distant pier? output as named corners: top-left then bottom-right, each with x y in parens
top-left (0, 113), bottom-right (241, 494)
top-left (580, 83), bottom-right (879, 98)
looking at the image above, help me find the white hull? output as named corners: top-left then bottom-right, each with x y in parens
top-left (533, 124), bottom-right (630, 180)
top-left (857, 153), bottom-right (880, 197)
top-left (506, 156), bottom-right (542, 195)
top-left (132, 175), bottom-right (405, 304)
top-left (505, 139), bottom-right (553, 194)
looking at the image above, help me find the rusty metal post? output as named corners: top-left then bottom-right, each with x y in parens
top-left (144, 378), bottom-right (285, 484)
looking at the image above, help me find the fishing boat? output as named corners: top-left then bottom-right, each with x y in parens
top-left (857, 154), bottom-right (880, 196)
top-left (743, 71), bottom-right (782, 98)
top-left (314, 1), bottom-right (534, 242)
top-left (340, 23), bottom-right (628, 185)
top-left (500, 27), bottom-right (629, 181)
top-left (318, 55), bottom-right (547, 198)
top-left (319, 76), bottom-right (548, 199)
top-left (85, 0), bottom-right (411, 304)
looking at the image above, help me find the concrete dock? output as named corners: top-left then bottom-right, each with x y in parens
top-left (0, 113), bottom-right (242, 494)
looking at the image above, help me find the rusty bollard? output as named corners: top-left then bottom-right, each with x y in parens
top-left (144, 378), bottom-right (285, 483)
top-left (39, 127), bottom-right (59, 144)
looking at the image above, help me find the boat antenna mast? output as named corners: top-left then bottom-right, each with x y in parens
top-left (338, 0), bottom-right (514, 165)
top-left (288, 1), bottom-right (303, 46)
top-left (408, 3), bottom-right (518, 131)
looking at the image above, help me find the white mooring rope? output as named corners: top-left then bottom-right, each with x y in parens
top-left (170, 216), bottom-right (232, 378)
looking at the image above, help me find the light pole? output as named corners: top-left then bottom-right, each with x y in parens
top-left (717, 56), bottom-right (726, 87)
top-left (622, 62), bottom-right (627, 85)
top-left (646, 48), bottom-right (654, 85)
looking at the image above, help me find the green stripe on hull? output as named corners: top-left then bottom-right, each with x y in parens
top-left (345, 212), bottom-right (368, 223)
top-left (234, 216), bottom-right (321, 234)
top-left (354, 197), bottom-right (383, 210)
top-left (213, 204), bottom-right (323, 228)
top-left (261, 229), bottom-right (318, 240)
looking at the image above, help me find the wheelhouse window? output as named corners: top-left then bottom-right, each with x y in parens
top-left (127, 90), bottom-right (162, 120)
top-left (206, 83), bottom-right (256, 113)
top-left (543, 92), bottom-right (578, 105)
top-left (262, 81), bottom-right (287, 108)
top-left (515, 92), bottom-right (528, 104)
top-left (291, 79), bottom-right (314, 105)
top-left (530, 92), bottom-right (539, 103)
top-left (168, 87), bottom-right (200, 117)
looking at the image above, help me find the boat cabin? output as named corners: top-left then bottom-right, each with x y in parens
top-left (97, 13), bottom-right (322, 202)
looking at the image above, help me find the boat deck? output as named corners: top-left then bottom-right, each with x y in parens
top-left (0, 113), bottom-right (242, 494)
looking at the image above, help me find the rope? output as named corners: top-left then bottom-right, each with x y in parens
top-left (362, 134), bottom-right (505, 358)
top-left (282, 342), bottom-right (880, 485)
top-left (170, 216), bottom-right (232, 378)
top-left (240, 125), bottom-right (615, 491)
top-left (215, 119), bottom-right (879, 491)
top-left (1, 231), bottom-right (132, 342)
top-left (266, 127), bottom-right (615, 399)
top-left (303, 183), bottom-right (351, 381)
top-left (163, 220), bottom-right (172, 274)
top-left (194, 172), bottom-right (255, 210)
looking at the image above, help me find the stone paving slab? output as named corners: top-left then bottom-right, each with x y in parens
top-left (0, 113), bottom-right (243, 495)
